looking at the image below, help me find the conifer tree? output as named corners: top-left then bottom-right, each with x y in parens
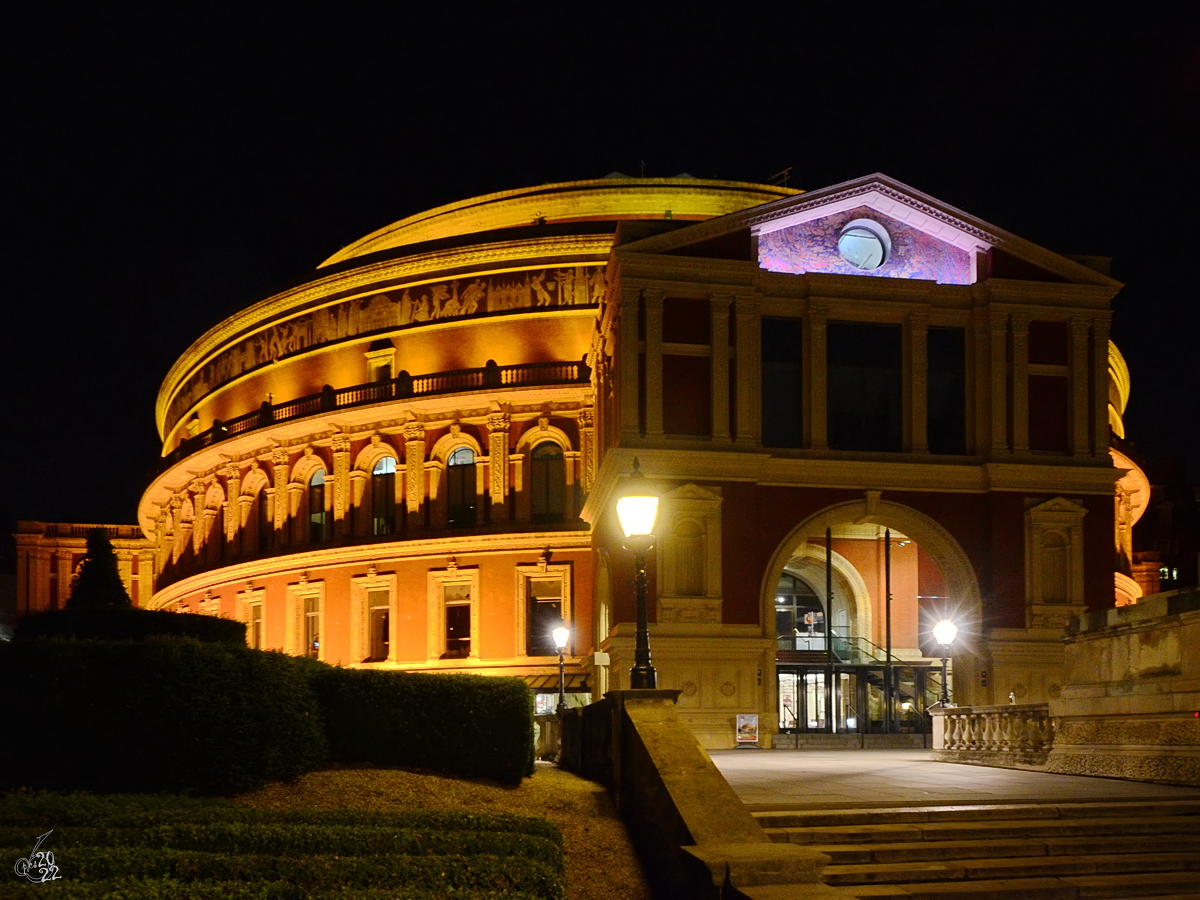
top-left (67, 528), bottom-right (133, 609)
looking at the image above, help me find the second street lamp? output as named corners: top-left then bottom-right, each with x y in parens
top-left (932, 619), bottom-right (958, 706)
top-left (553, 624), bottom-right (570, 714)
top-left (616, 458), bottom-right (659, 690)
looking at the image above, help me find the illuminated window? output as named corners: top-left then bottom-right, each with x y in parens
top-left (372, 457), bottom-right (397, 535)
top-left (427, 568), bottom-right (480, 662)
top-left (447, 447), bottom-right (476, 527)
top-left (286, 580), bottom-right (324, 661)
top-left (444, 583), bottom-right (472, 658)
top-left (351, 571), bottom-right (396, 664)
top-left (304, 594), bottom-right (320, 658)
top-left (775, 572), bottom-right (823, 650)
top-left (517, 561), bottom-right (572, 658)
top-left (248, 599), bottom-right (264, 650)
top-left (530, 441), bottom-right (565, 523)
top-left (367, 589), bottom-right (390, 662)
top-left (308, 471), bottom-right (327, 543)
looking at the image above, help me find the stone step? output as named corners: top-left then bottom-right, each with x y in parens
top-left (754, 800), bottom-right (1200, 830)
top-left (770, 814), bottom-right (1200, 845)
top-left (816, 833), bottom-right (1200, 864)
top-left (823, 850), bottom-right (1200, 886)
top-left (844, 870), bottom-right (1200, 898)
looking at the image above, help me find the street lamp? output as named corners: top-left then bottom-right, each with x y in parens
top-left (932, 619), bottom-right (957, 706)
top-left (553, 623), bottom-right (570, 713)
top-left (616, 458), bottom-right (659, 689)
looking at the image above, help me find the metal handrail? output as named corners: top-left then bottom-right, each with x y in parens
top-left (158, 356), bottom-right (591, 474)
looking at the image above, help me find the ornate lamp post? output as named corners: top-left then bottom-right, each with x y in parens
top-left (553, 623), bottom-right (570, 713)
top-left (932, 619), bottom-right (957, 706)
top-left (616, 458), bottom-right (659, 690)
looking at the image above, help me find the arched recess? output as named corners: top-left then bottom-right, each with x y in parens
top-left (762, 498), bottom-right (984, 702)
top-left (289, 451), bottom-right (329, 545)
top-left (240, 467), bottom-right (272, 553)
top-left (353, 438), bottom-right (402, 536)
top-left (782, 544), bottom-right (873, 644)
top-left (202, 481), bottom-right (226, 564)
top-left (429, 428), bottom-right (484, 527)
top-left (515, 424), bottom-right (574, 523)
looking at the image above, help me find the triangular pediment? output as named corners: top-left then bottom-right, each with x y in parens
top-left (619, 173), bottom-right (1121, 288)
top-left (663, 483), bottom-right (723, 502)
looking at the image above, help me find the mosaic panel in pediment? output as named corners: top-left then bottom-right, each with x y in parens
top-left (165, 265), bottom-right (603, 432)
top-left (757, 206), bottom-right (972, 285)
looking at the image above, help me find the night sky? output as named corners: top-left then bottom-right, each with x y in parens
top-left (5, 7), bottom-right (1199, 534)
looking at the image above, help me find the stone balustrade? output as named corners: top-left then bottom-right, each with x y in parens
top-left (930, 702), bottom-right (1054, 769)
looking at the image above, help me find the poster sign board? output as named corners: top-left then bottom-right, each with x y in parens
top-left (736, 713), bottom-right (759, 745)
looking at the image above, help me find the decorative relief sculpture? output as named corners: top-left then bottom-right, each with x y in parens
top-left (167, 266), bottom-right (603, 430)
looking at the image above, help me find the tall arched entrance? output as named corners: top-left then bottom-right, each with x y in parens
top-left (764, 499), bottom-right (982, 739)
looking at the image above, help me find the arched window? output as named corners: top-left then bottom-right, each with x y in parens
top-left (446, 447), bottom-right (476, 527)
top-left (530, 441), bottom-right (565, 523)
top-left (372, 457), bottom-right (397, 536)
top-left (308, 471), bottom-right (327, 543)
top-left (775, 572), bottom-right (823, 650)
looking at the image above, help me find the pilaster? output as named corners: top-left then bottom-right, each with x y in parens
top-left (989, 312), bottom-right (1010, 454)
top-left (710, 293), bottom-right (732, 443)
top-left (404, 421), bottom-right (426, 529)
top-left (909, 310), bottom-right (929, 454)
top-left (1091, 317), bottom-right (1111, 458)
top-left (1011, 314), bottom-right (1030, 454)
top-left (55, 553), bottom-right (74, 610)
top-left (138, 550), bottom-right (156, 606)
top-left (332, 433), bottom-right (352, 534)
top-left (578, 406), bottom-right (596, 492)
top-left (734, 294), bottom-right (761, 444)
top-left (272, 449), bottom-right (290, 545)
top-left (488, 410), bottom-right (511, 520)
top-left (222, 465), bottom-right (241, 544)
top-left (1070, 317), bottom-right (1090, 458)
top-left (618, 287), bottom-right (641, 438)
top-left (644, 289), bottom-right (665, 439)
top-left (807, 304), bottom-right (827, 450)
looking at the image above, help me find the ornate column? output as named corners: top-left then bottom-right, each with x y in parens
top-left (807, 303), bottom-right (828, 450)
top-left (55, 552), bottom-right (74, 610)
top-left (989, 312), bottom-right (1010, 454)
top-left (1091, 314), bottom-right (1112, 458)
top-left (1070, 317), bottom-right (1091, 458)
top-left (222, 465), bottom-right (241, 546)
top-left (734, 294), bottom-right (761, 444)
top-left (138, 550), bottom-right (156, 606)
top-left (643, 289), bottom-right (665, 439)
top-left (404, 421), bottom-right (426, 530)
top-left (710, 293), bottom-right (732, 442)
top-left (169, 495), bottom-right (186, 564)
top-left (488, 410), bottom-right (511, 521)
top-left (272, 449), bottom-right (290, 546)
top-left (578, 405), bottom-right (596, 492)
top-left (189, 479), bottom-right (207, 555)
top-left (909, 310), bottom-right (929, 454)
top-left (618, 287), bottom-right (641, 438)
top-left (1011, 314), bottom-right (1030, 454)
top-left (332, 433), bottom-right (352, 535)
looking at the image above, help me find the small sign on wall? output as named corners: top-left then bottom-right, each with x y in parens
top-left (736, 714), bottom-right (759, 745)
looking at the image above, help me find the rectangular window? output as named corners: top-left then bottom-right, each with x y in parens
top-left (526, 577), bottom-right (564, 657)
top-left (827, 322), bottom-right (902, 452)
top-left (367, 589), bottom-right (390, 662)
top-left (927, 327), bottom-right (966, 455)
top-left (761, 317), bottom-right (803, 448)
top-left (445, 596), bottom-right (471, 659)
top-left (248, 601), bottom-right (264, 650)
top-left (304, 594), bottom-right (320, 659)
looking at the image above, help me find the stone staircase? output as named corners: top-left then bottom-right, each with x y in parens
top-left (754, 799), bottom-right (1200, 898)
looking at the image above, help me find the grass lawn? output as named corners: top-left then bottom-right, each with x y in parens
top-left (1, 764), bottom-right (651, 900)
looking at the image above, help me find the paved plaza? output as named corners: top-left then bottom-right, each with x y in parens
top-left (709, 749), bottom-right (1200, 810)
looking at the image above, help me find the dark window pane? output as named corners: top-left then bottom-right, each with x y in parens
top-left (927, 327), bottom-right (966, 455)
top-left (531, 442), bottom-right (565, 523)
top-left (761, 317), bottom-right (803, 448)
top-left (827, 323), bottom-right (902, 452)
top-left (445, 604), bottom-right (471, 658)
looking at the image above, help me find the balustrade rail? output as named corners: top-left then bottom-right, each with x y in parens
top-left (931, 702), bottom-right (1054, 768)
top-left (158, 357), bottom-right (591, 474)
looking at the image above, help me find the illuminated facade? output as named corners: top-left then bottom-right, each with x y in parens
top-left (16, 174), bottom-right (1148, 747)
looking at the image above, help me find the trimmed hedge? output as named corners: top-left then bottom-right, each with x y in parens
top-left (306, 666), bottom-right (535, 784)
top-left (15, 608), bottom-right (248, 645)
top-left (0, 641), bottom-right (326, 795)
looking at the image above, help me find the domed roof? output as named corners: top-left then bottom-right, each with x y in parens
top-left (320, 176), bottom-right (801, 266)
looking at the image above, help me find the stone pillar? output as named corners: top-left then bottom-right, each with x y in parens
top-left (1091, 315), bottom-right (1112, 458)
top-left (971, 308), bottom-right (989, 455)
top-left (1070, 317), bottom-right (1091, 458)
top-left (618, 287), bottom-right (641, 438)
top-left (138, 550), bottom-right (156, 607)
top-left (272, 449), bottom-right (290, 546)
top-left (116, 550), bottom-right (134, 597)
top-left (189, 480), bottom-right (207, 556)
top-left (55, 552), bottom-right (74, 610)
top-left (170, 495), bottom-right (186, 564)
top-left (643, 289), bottom-right (665, 439)
top-left (332, 433), bottom-right (352, 535)
top-left (989, 312), bottom-right (1010, 454)
top-left (222, 465), bottom-right (241, 546)
top-left (404, 421), bottom-right (426, 530)
top-left (909, 310), bottom-right (929, 454)
top-left (488, 411), bottom-right (511, 521)
top-left (30, 548), bottom-right (51, 613)
top-left (578, 406), bottom-right (596, 492)
top-left (807, 304), bottom-right (827, 450)
top-left (1011, 314), bottom-right (1030, 454)
top-left (734, 294), bottom-right (760, 444)
top-left (710, 293), bottom-right (732, 443)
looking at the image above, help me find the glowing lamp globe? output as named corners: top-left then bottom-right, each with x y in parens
top-left (933, 619), bottom-right (958, 647)
top-left (617, 494), bottom-right (658, 538)
top-left (552, 625), bottom-right (570, 651)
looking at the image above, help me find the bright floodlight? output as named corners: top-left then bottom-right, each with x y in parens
top-left (552, 625), bottom-right (570, 651)
top-left (617, 493), bottom-right (659, 537)
top-left (933, 619), bottom-right (958, 647)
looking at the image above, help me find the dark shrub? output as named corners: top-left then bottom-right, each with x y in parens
top-left (15, 608), bottom-right (247, 645)
top-left (0, 641), bottom-right (326, 795)
top-left (306, 666), bottom-right (534, 784)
